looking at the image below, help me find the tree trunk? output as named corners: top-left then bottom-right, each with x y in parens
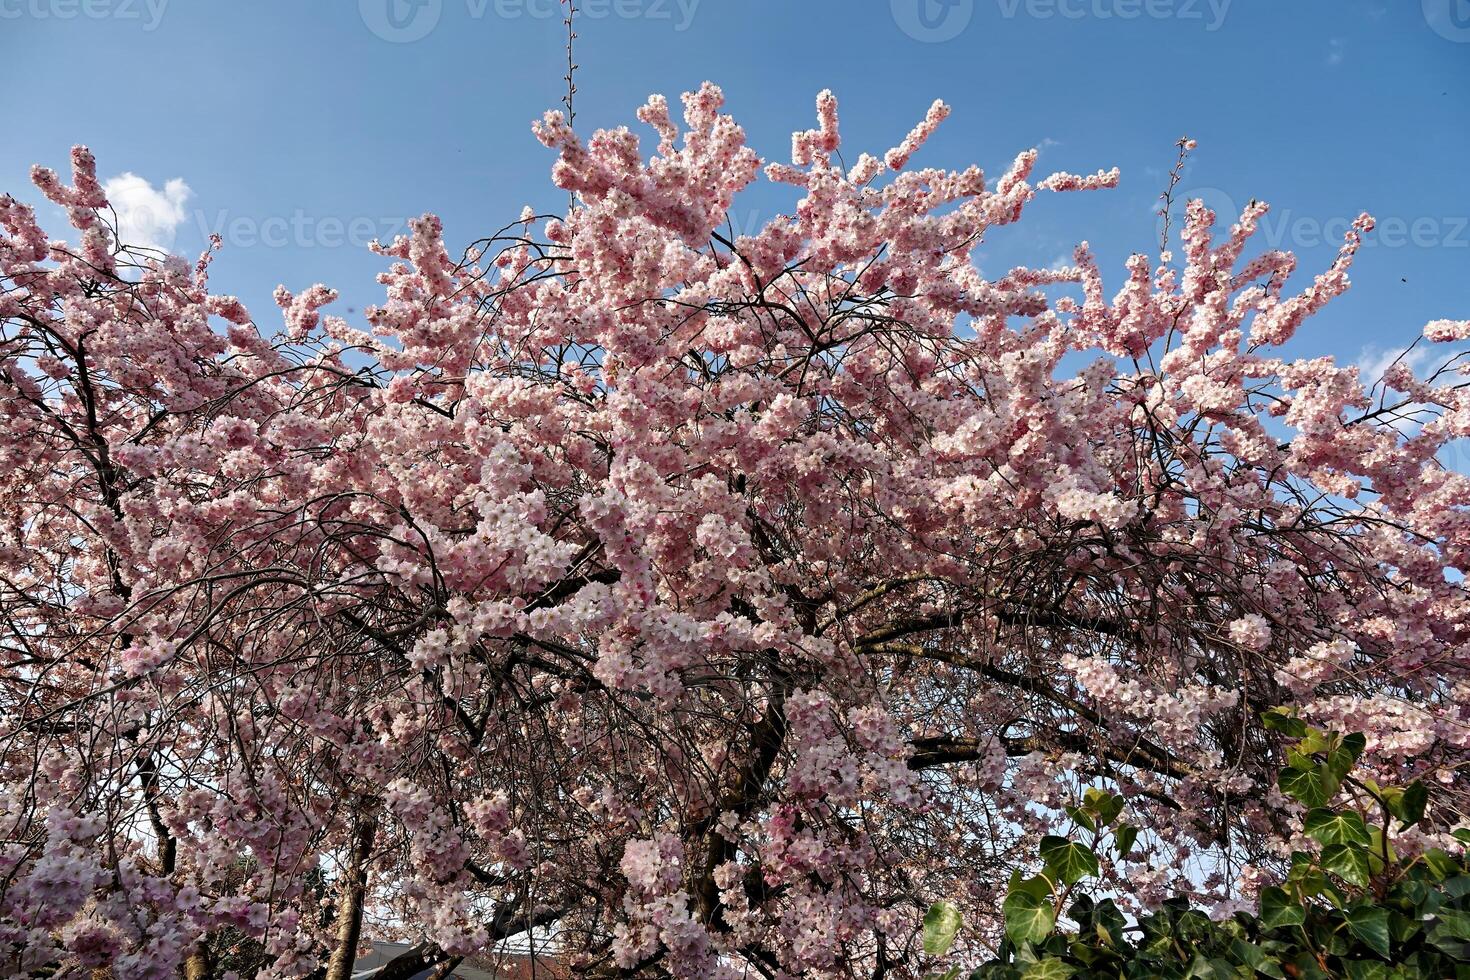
top-left (183, 944), bottom-right (212, 980)
top-left (323, 808), bottom-right (378, 980)
top-left (425, 957), bottom-right (463, 980)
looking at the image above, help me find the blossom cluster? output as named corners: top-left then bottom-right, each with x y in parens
top-left (0, 85), bottom-right (1466, 977)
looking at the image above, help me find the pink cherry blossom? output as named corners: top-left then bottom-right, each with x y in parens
top-left (1, 84), bottom-right (1467, 978)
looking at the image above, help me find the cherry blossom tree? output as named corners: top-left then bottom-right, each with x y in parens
top-left (1, 85), bottom-right (1467, 979)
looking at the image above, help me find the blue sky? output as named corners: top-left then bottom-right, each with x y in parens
top-left (2, 0), bottom-right (1467, 378)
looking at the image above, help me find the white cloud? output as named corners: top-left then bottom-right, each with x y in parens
top-left (1357, 342), bottom-right (1429, 385)
top-left (1326, 38), bottom-right (1345, 67)
top-left (102, 172), bottom-right (192, 253)
top-left (1355, 342), bottom-right (1468, 439)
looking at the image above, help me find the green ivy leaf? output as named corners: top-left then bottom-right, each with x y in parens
top-left (1069, 895), bottom-right (1127, 951)
top-left (1325, 732), bottom-right (1367, 781)
top-left (1368, 781), bottom-right (1404, 818)
top-left (1344, 904), bottom-right (1391, 959)
top-left (1279, 764), bottom-right (1338, 809)
top-left (1398, 780), bottom-right (1428, 828)
top-left (1430, 906), bottom-right (1470, 941)
top-left (1008, 870), bottom-right (1053, 900)
top-left (1258, 887), bottom-right (1307, 929)
top-left (968, 968), bottom-right (1021, 980)
top-left (1019, 958), bottom-right (1074, 980)
top-left (1262, 707), bottom-right (1309, 738)
top-left (1063, 805), bottom-right (1096, 834)
top-left (1083, 788), bottom-right (1124, 827)
top-left (1258, 888), bottom-right (1308, 932)
top-left (1003, 887), bottom-right (1057, 945)
top-left (1285, 747), bottom-right (1316, 772)
top-left (1039, 835), bottom-right (1099, 886)
top-left (1420, 848), bottom-right (1460, 881)
top-left (1295, 728), bottom-right (1331, 756)
top-left (1366, 833), bottom-right (1390, 880)
top-left (1321, 843), bottom-right (1372, 888)
top-left (1303, 808), bottom-right (1372, 847)
top-left (1428, 918), bottom-right (1470, 959)
top-left (1227, 937), bottom-right (1269, 971)
top-left (1386, 907), bottom-right (1424, 946)
top-left (924, 901), bottom-right (963, 956)
top-left (1114, 823), bottom-right (1139, 858)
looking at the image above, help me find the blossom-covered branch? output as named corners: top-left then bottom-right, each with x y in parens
top-left (1, 85), bottom-right (1467, 978)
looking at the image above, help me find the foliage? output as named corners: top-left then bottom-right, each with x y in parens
top-left (2, 82), bottom-right (1468, 979)
top-left (925, 721), bottom-right (1470, 978)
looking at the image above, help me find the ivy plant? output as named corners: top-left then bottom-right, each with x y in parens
top-left (923, 713), bottom-right (1470, 979)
